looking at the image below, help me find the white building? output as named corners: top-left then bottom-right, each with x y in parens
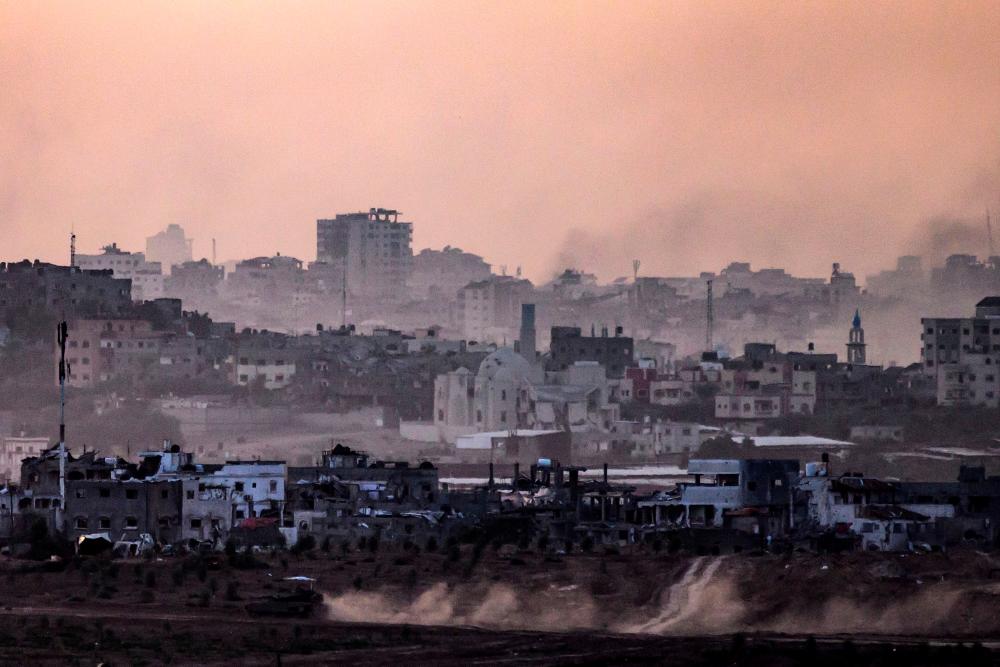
top-left (424, 348), bottom-right (621, 444)
top-left (457, 276), bottom-right (533, 343)
top-left (921, 297), bottom-right (1000, 407)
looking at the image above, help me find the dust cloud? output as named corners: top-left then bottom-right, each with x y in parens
top-left (324, 581), bottom-right (597, 631)
top-left (324, 558), bottom-right (991, 637)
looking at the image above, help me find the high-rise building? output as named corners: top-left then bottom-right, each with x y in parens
top-left (146, 224), bottom-right (193, 274)
top-left (316, 208), bottom-right (413, 297)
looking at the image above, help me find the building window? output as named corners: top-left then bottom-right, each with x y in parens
top-left (125, 516), bottom-right (138, 529)
top-left (99, 517), bottom-right (111, 530)
top-left (269, 480), bottom-right (278, 493)
top-left (186, 490), bottom-right (195, 500)
top-left (234, 482), bottom-right (244, 493)
top-left (190, 518), bottom-right (202, 529)
top-left (74, 517), bottom-right (88, 529)
top-left (125, 489), bottom-right (138, 500)
top-left (75, 489), bottom-right (86, 499)
top-left (99, 487), bottom-right (111, 498)
top-left (161, 489), bottom-right (169, 499)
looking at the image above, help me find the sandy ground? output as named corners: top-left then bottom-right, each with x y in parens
top-left (0, 545), bottom-right (999, 663)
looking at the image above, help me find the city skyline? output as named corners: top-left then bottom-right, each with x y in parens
top-left (3, 2), bottom-right (999, 282)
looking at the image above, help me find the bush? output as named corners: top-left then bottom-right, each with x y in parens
top-left (291, 535), bottom-right (317, 555)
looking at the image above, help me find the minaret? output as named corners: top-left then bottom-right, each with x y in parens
top-left (846, 309), bottom-right (866, 365)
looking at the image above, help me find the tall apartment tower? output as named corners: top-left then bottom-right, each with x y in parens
top-left (846, 309), bottom-right (866, 365)
top-left (146, 224), bottom-right (193, 274)
top-left (316, 208), bottom-right (413, 297)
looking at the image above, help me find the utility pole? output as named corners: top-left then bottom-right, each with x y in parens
top-left (632, 259), bottom-right (640, 282)
top-left (69, 232), bottom-right (76, 269)
top-left (56, 321), bottom-right (69, 531)
top-left (705, 279), bottom-right (714, 353)
top-left (987, 208), bottom-right (996, 258)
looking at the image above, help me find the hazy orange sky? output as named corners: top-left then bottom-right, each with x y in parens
top-left (2, 1), bottom-right (999, 282)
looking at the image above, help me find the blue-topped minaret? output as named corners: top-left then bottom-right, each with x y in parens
top-left (846, 308), bottom-right (866, 365)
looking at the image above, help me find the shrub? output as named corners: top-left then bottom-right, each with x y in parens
top-left (225, 581), bottom-right (241, 601)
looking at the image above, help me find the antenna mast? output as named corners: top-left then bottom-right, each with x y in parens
top-left (705, 279), bottom-right (714, 352)
top-left (988, 208), bottom-right (996, 257)
top-left (56, 321), bottom-right (69, 530)
top-left (69, 232), bottom-right (76, 269)
top-left (341, 255), bottom-right (348, 329)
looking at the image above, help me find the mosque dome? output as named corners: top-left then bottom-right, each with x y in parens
top-left (477, 348), bottom-right (533, 383)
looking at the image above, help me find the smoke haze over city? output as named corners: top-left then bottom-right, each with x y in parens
top-left (3, 1), bottom-right (999, 281)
